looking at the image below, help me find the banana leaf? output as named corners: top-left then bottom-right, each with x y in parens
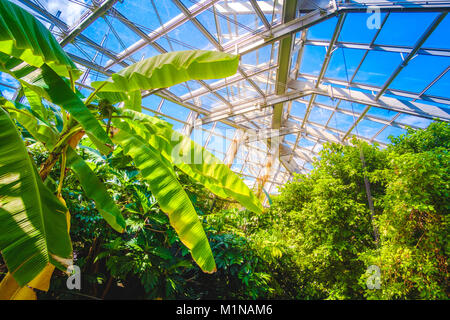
top-left (0, 59), bottom-right (112, 151)
top-left (92, 50), bottom-right (239, 93)
top-left (66, 147), bottom-right (126, 233)
top-left (0, 107), bottom-right (72, 286)
top-left (0, 0), bottom-right (81, 79)
top-left (119, 110), bottom-right (263, 213)
top-left (111, 121), bottom-right (216, 273)
top-left (0, 97), bottom-right (58, 149)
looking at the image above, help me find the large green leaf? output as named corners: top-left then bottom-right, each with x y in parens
top-left (23, 86), bottom-right (49, 122)
top-left (95, 91), bottom-right (129, 105)
top-left (92, 50), bottom-right (239, 93)
top-left (111, 120), bottom-right (216, 273)
top-left (119, 110), bottom-right (263, 214)
top-left (0, 107), bottom-right (72, 286)
top-left (0, 97), bottom-right (58, 149)
top-left (66, 147), bottom-right (126, 233)
top-left (123, 90), bottom-right (142, 112)
top-left (0, 60), bottom-right (112, 150)
top-left (0, 0), bottom-right (81, 79)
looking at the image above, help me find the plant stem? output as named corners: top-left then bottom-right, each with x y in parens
top-left (101, 276), bottom-right (113, 299)
top-left (39, 127), bottom-right (82, 181)
top-left (39, 151), bottom-right (60, 181)
top-left (57, 145), bottom-right (68, 196)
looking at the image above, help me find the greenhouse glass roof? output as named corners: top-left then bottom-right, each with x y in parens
top-left (1, 0), bottom-right (449, 196)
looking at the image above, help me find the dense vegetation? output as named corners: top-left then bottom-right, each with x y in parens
top-left (262, 122), bottom-right (448, 299)
top-left (0, 1), bottom-right (448, 300)
top-left (2, 122), bottom-right (445, 300)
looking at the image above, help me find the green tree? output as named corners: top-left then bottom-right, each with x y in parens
top-left (361, 122), bottom-right (449, 299)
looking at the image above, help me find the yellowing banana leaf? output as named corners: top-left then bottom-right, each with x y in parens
top-left (92, 50), bottom-right (239, 93)
top-left (0, 263), bottom-right (55, 300)
top-left (66, 147), bottom-right (126, 233)
top-left (0, 107), bottom-right (72, 286)
top-left (119, 110), bottom-right (263, 214)
top-left (0, 272), bottom-right (36, 300)
top-left (111, 122), bottom-right (216, 273)
top-left (0, 0), bottom-right (81, 79)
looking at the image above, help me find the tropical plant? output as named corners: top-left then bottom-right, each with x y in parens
top-left (0, 0), bottom-right (262, 299)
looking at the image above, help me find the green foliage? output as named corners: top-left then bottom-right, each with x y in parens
top-left (360, 122), bottom-right (449, 299)
top-left (266, 123), bottom-right (449, 299)
top-left (92, 50), bottom-right (239, 93)
top-left (0, 0), bottom-right (81, 79)
top-left (0, 2), bottom-right (447, 299)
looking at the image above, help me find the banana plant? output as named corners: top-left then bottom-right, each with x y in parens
top-left (0, 0), bottom-right (262, 298)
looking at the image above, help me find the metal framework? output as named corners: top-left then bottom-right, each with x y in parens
top-left (1, 0), bottom-right (449, 197)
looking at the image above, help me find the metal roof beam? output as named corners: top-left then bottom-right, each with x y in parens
top-left (18, 0), bottom-right (128, 68)
top-left (297, 73), bottom-right (450, 106)
top-left (60, 0), bottom-right (118, 47)
top-left (288, 80), bottom-right (450, 121)
top-left (249, 0), bottom-right (271, 29)
top-left (337, 0), bottom-right (450, 12)
top-left (341, 11), bottom-right (448, 141)
top-left (272, 0), bottom-right (297, 130)
top-left (180, 64), bottom-right (276, 101)
top-left (303, 39), bottom-right (450, 58)
top-left (215, 1), bottom-right (282, 15)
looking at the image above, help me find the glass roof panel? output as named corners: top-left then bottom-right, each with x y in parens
top-left (424, 70), bottom-right (450, 98)
top-left (375, 126), bottom-right (407, 144)
top-left (396, 114), bottom-right (433, 128)
top-left (162, 20), bottom-right (213, 50)
top-left (114, 0), bottom-right (182, 31)
top-left (325, 48), bottom-right (366, 81)
top-left (159, 100), bottom-right (191, 121)
top-left (366, 107), bottom-right (396, 121)
top-left (423, 14), bottom-right (450, 49)
top-left (328, 112), bottom-right (355, 132)
top-left (375, 12), bottom-right (438, 47)
top-left (299, 45), bottom-right (327, 76)
top-left (290, 100), bottom-right (307, 119)
top-left (352, 50), bottom-right (403, 86)
top-left (46, 0), bottom-right (88, 26)
top-left (307, 16), bottom-right (338, 41)
top-left (390, 55), bottom-right (449, 93)
top-left (352, 118), bottom-right (386, 139)
top-left (339, 12), bottom-right (388, 43)
top-left (308, 106), bottom-right (333, 126)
